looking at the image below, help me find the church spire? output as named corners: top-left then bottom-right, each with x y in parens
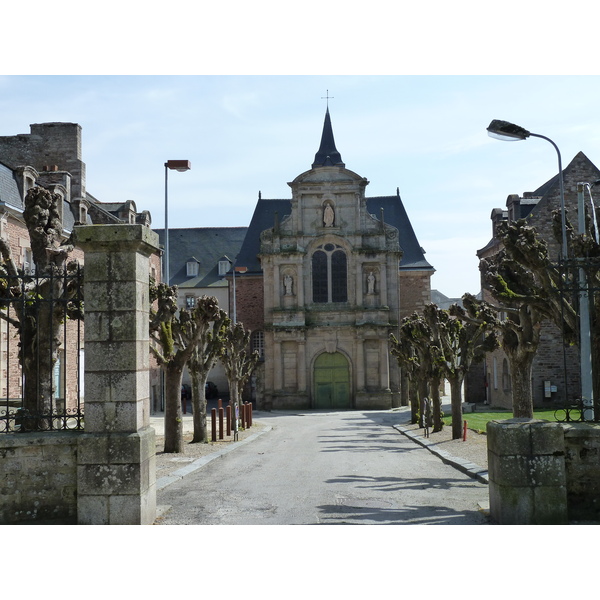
top-left (311, 108), bottom-right (345, 168)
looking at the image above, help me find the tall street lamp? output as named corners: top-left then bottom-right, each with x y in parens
top-left (164, 160), bottom-right (191, 285)
top-left (487, 120), bottom-right (593, 419)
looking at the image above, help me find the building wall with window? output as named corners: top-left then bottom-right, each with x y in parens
top-left (155, 226), bottom-right (249, 398)
top-left (0, 122), bottom-right (159, 416)
top-left (476, 151), bottom-right (600, 409)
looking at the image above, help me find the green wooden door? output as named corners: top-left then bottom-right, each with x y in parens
top-left (314, 352), bottom-right (351, 409)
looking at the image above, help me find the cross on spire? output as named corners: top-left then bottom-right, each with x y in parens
top-left (321, 89), bottom-right (334, 108)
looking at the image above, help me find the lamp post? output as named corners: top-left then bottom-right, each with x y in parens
top-left (487, 120), bottom-right (593, 419)
top-left (487, 120), bottom-right (568, 259)
top-left (164, 160), bottom-right (191, 285)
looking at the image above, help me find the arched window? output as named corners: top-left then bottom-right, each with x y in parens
top-left (312, 244), bottom-right (347, 303)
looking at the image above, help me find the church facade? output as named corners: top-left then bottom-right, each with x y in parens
top-left (232, 109), bottom-right (433, 410)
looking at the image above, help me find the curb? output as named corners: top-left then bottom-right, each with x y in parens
top-left (393, 424), bottom-right (489, 485)
top-left (156, 425), bottom-right (273, 491)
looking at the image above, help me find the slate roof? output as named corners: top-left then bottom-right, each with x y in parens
top-left (235, 193), bottom-right (433, 274)
top-left (366, 194), bottom-right (433, 270)
top-left (235, 199), bottom-right (292, 273)
top-left (155, 227), bottom-right (248, 287)
top-left (0, 161), bottom-right (22, 210)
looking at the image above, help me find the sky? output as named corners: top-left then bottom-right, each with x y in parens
top-left (2, 4), bottom-right (599, 302)
top-left (4, 74), bottom-right (600, 298)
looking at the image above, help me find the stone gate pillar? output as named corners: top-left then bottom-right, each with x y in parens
top-left (488, 419), bottom-right (568, 525)
top-left (75, 224), bottom-right (159, 525)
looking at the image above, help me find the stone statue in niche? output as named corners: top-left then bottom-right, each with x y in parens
top-left (367, 271), bottom-right (376, 295)
top-left (284, 274), bottom-right (294, 296)
top-left (323, 203), bottom-right (335, 227)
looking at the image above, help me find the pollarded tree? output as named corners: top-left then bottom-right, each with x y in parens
top-left (390, 330), bottom-right (420, 424)
top-left (149, 284), bottom-right (223, 453)
top-left (479, 220), bottom-right (567, 418)
top-left (221, 320), bottom-right (259, 426)
top-left (185, 298), bottom-right (228, 444)
top-left (445, 295), bottom-right (500, 439)
top-left (0, 187), bottom-right (83, 429)
top-left (391, 312), bottom-right (445, 431)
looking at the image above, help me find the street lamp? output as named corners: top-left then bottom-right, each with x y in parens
top-left (487, 120), bottom-right (568, 260)
top-left (164, 160), bottom-right (191, 285)
top-left (487, 120), bottom-right (593, 419)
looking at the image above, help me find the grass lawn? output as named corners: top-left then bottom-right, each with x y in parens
top-left (442, 408), bottom-right (558, 434)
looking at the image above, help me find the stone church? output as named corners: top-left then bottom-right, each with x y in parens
top-left (232, 109), bottom-right (433, 410)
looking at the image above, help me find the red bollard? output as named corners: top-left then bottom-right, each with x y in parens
top-left (211, 408), bottom-right (217, 442)
top-left (240, 403), bottom-right (245, 429)
top-left (248, 403), bottom-right (252, 428)
top-left (226, 405), bottom-right (231, 436)
top-left (463, 420), bottom-right (467, 441)
top-left (218, 407), bottom-right (224, 440)
top-left (218, 398), bottom-right (222, 410)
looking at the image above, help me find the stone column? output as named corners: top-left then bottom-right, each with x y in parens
top-left (75, 224), bottom-right (159, 525)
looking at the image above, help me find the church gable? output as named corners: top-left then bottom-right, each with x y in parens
top-left (232, 107), bottom-right (433, 412)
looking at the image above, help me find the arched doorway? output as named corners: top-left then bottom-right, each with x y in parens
top-left (314, 352), bottom-right (351, 409)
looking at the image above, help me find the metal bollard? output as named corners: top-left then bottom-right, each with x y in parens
top-left (226, 405), bottom-right (231, 436)
top-left (218, 398), bottom-right (222, 410)
top-left (218, 406), bottom-right (224, 440)
top-left (463, 420), bottom-right (467, 441)
top-left (240, 402), bottom-right (245, 429)
top-left (248, 403), bottom-right (253, 428)
top-left (211, 408), bottom-right (217, 442)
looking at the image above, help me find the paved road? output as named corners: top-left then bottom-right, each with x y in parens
top-left (156, 409), bottom-right (489, 525)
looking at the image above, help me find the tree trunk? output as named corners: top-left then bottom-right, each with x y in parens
top-left (400, 372), bottom-right (409, 407)
top-left (230, 382), bottom-right (240, 430)
top-left (417, 377), bottom-right (429, 427)
top-left (164, 363), bottom-right (185, 453)
top-left (449, 375), bottom-right (464, 440)
top-left (409, 380), bottom-right (419, 424)
top-left (507, 352), bottom-right (535, 418)
top-left (21, 297), bottom-right (61, 430)
top-left (431, 374), bottom-right (443, 433)
top-left (190, 371), bottom-right (208, 444)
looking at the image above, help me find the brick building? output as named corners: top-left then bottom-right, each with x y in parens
top-left (476, 151), bottom-right (600, 409)
top-left (232, 109), bottom-right (433, 410)
top-left (0, 122), bottom-right (159, 416)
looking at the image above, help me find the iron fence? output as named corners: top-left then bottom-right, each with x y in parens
top-left (555, 257), bottom-right (600, 422)
top-left (0, 266), bottom-right (84, 433)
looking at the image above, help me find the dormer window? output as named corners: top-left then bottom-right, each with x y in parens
top-left (186, 259), bottom-right (199, 277)
top-left (218, 260), bottom-right (231, 276)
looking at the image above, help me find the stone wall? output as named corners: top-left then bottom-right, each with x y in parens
top-left (0, 432), bottom-right (79, 524)
top-left (488, 419), bottom-right (600, 524)
top-left (563, 424), bottom-right (600, 522)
